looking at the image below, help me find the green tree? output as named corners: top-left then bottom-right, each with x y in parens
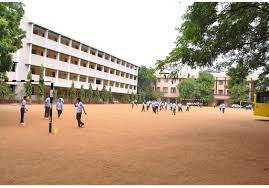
top-left (25, 71), bottom-right (32, 98)
top-left (68, 82), bottom-right (76, 101)
top-left (94, 87), bottom-right (101, 103)
top-left (79, 85), bottom-right (85, 101)
top-left (137, 65), bottom-right (157, 99)
top-left (177, 78), bottom-right (196, 99)
top-left (101, 85), bottom-right (108, 103)
top-left (156, 2), bottom-right (269, 87)
top-left (37, 66), bottom-right (45, 99)
top-left (0, 82), bottom-right (12, 99)
top-left (229, 80), bottom-right (249, 103)
top-left (87, 83), bottom-right (93, 102)
top-left (108, 87), bottom-right (113, 103)
top-left (195, 72), bottom-right (214, 102)
top-left (0, 2), bottom-right (26, 77)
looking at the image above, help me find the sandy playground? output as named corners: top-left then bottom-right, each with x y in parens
top-left (0, 104), bottom-right (269, 184)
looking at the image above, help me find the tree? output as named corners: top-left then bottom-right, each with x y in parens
top-left (87, 83), bottom-right (93, 102)
top-left (94, 87), bottom-right (101, 103)
top-left (195, 72), bottom-right (214, 102)
top-left (25, 71), bottom-right (32, 98)
top-left (68, 82), bottom-right (76, 101)
top-left (137, 65), bottom-right (157, 99)
top-left (0, 82), bottom-right (12, 99)
top-left (177, 78), bottom-right (196, 99)
top-left (156, 2), bottom-right (269, 87)
top-left (0, 2), bottom-right (26, 77)
top-left (79, 85), bottom-right (85, 101)
top-left (101, 85), bottom-right (108, 103)
top-left (108, 87), bottom-right (113, 103)
top-left (37, 66), bottom-right (45, 99)
top-left (229, 80), bottom-right (249, 103)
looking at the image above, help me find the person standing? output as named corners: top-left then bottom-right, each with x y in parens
top-left (131, 100), bottom-right (135, 109)
top-left (56, 98), bottom-right (63, 119)
top-left (20, 96), bottom-right (27, 126)
top-left (172, 102), bottom-right (176, 115)
top-left (141, 101), bottom-right (145, 112)
top-left (221, 103), bottom-right (226, 114)
top-left (154, 100), bottom-right (159, 114)
top-left (178, 102), bottom-right (183, 112)
top-left (146, 100), bottom-right (150, 111)
top-left (59, 96), bottom-right (64, 104)
top-left (186, 102), bottom-right (190, 112)
top-left (74, 98), bottom-right (87, 128)
top-left (44, 96), bottom-right (50, 119)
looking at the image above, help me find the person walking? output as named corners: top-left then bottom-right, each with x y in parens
top-left (74, 97), bottom-right (87, 128)
top-left (44, 96), bottom-right (50, 119)
top-left (56, 98), bottom-right (63, 119)
top-left (20, 96), bottom-right (28, 126)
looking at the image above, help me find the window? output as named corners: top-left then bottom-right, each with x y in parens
top-left (60, 53), bottom-right (69, 62)
top-left (72, 41), bottom-right (80, 49)
top-left (46, 50), bottom-right (57, 59)
top-left (219, 80), bottom-right (224, 85)
top-left (97, 65), bottom-right (102, 71)
top-left (134, 76), bottom-right (137, 80)
top-left (157, 78), bottom-right (161, 83)
top-left (256, 92), bottom-right (269, 103)
top-left (227, 90), bottom-right (230, 95)
top-left (32, 45), bottom-right (44, 56)
top-left (163, 87), bottom-right (168, 93)
top-left (48, 32), bottom-right (58, 42)
top-left (71, 57), bottom-right (79, 65)
top-left (11, 62), bottom-right (17, 72)
top-left (171, 87), bottom-right (176, 93)
top-left (33, 25), bottom-right (45, 37)
top-left (218, 90), bottom-right (224, 95)
top-left (90, 48), bottom-right (97, 56)
top-left (164, 78), bottom-right (169, 83)
top-left (31, 68), bottom-right (36, 74)
top-left (134, 86), bottom-right (136, 90)
top-left (60, 36), bottom-right (70, 46)
top-left (96, 79), bottom-right (101, 85)
top-left (98, 51), bottom-right (103, 58)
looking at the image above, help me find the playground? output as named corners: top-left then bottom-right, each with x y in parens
top-left (0, 104), bottom-right (269, 184)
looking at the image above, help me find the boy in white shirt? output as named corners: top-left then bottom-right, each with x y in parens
top-left (172, 102), bottom-right (176, 115)
top-left (44, 96), bottom-right (50, 119)
top-left (74, 97), bottom-right (87, 128)
top-left (20, 96), bottom-right (28, 126)
top-left (56, 98), bottom-right (63, 119)
top-left (178, 102), bottom-right (183, 112)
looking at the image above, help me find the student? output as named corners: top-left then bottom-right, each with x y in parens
top-left (20, 96), bottom-right (27, 126)
top-left (164, 102), bottom-right (167, 110)
top-left (186, 102), bottom-right (190, 112)
top-left (221, 103), bottom-right (226, 114)
top-left (131, 100), bottom-right (135, 109)
top-left (56, 98), bottom-right (63, 119)
top-left (219, 104), bottom-right (222, 112)
top-left (154, 100), bottom-right (159, 114)
top-left (44, 96), bottom-right (50, 119)
top-left (146, 100), bottom-right (150, 111)
top-left (141, 101), bottom-right (145, 112)
top-left (134, 99), bottom-right (138, 106)
top-left (74, 98), bottom-right (87, 128)
top-left (172, 102), bottom-right (176, 115)
top-left (178, 102), bottom-right (183, 112)
top-left (59, 96), bottom-right (64, 104)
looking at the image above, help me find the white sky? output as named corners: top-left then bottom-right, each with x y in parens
top-left (19, 0), bottom-right (193, 68)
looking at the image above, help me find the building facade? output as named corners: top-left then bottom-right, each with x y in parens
top-left (155, 72), bottom-right (257, 105)
top-left (7, 18), bottom-right (138, 99)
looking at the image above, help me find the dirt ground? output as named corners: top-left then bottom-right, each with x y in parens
top-left (0, 104), bottom-right (269, 185)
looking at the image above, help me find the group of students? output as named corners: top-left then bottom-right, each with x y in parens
top-left (139, 100), bottom-right (191, 115)
top-left (20, 96), bottom-right (87, 128)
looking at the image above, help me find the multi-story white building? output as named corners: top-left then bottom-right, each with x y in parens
top-left (7, 18), bottom-right (138, 99)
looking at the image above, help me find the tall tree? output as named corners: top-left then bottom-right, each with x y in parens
top-left (68, 82), bottom-right (76, 101)
top-left (0, 2), bottom-right (26, 76)
top-left (177, 78), bottom-right (196, 99)
top-left (94, 87), bottom-right (101, 103)
top-left (87, 83), bottom-right (93, 102)
top-left (108, 87), bottom-right (113, 103)
top-left (25, 71), bottom-right (32, 98)
top-left (79, 85), bottom-right (85, 101)
top-left (229, 80), bottom-right (249, 103)
top-left (37, 66), bottom-right (45, 99)
top-left (195, 72), bottom-right (214, 102)
top-left (101, 85), bottom-right (108, 103)
top-left (156, 2), bottom-right (269, 89)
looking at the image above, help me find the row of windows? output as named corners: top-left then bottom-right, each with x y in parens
top-left (157, 78), bottom-right (183, 84)
top-left (156, 87), bottom-right (177, 94)
top-left (30, 66), bottom-right (136, 90)
top-left (31, 45), bottom-right (137, 80)
top-left (33, 25), bottom-right (137, 70)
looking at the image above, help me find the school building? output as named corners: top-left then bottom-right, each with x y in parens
top-left (7, 18), bottom-right (138, 100)
top-left (155, 72), bottom-right (257, 105)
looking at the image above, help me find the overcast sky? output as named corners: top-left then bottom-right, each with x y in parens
top-left (20, 0), bottom-right (193, 68)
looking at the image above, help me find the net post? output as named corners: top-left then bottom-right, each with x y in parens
top-left (49, 82), bottom-right (53, 133)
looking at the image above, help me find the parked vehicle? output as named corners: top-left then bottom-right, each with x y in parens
top-left (245, 104), bottom-right (252, 110)
top-left (231, 104), bottom-right (242, 108)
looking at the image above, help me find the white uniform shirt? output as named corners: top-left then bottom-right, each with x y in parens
top-left (76, 101), bottom-right (83, 113)
top-left (45, 97), bottom-right (50, 107)
top-left (172, 103), bottom-right (177, 110)
top-left (57, 101), bottom-right (63, 110)
top-left (21, 99), bottom-right (26, 108)
top-left (178, 103), bottom-right (182, 108)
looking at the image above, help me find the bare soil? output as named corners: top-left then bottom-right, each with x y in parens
top-left (0, 104), bottom-right (269, 184)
